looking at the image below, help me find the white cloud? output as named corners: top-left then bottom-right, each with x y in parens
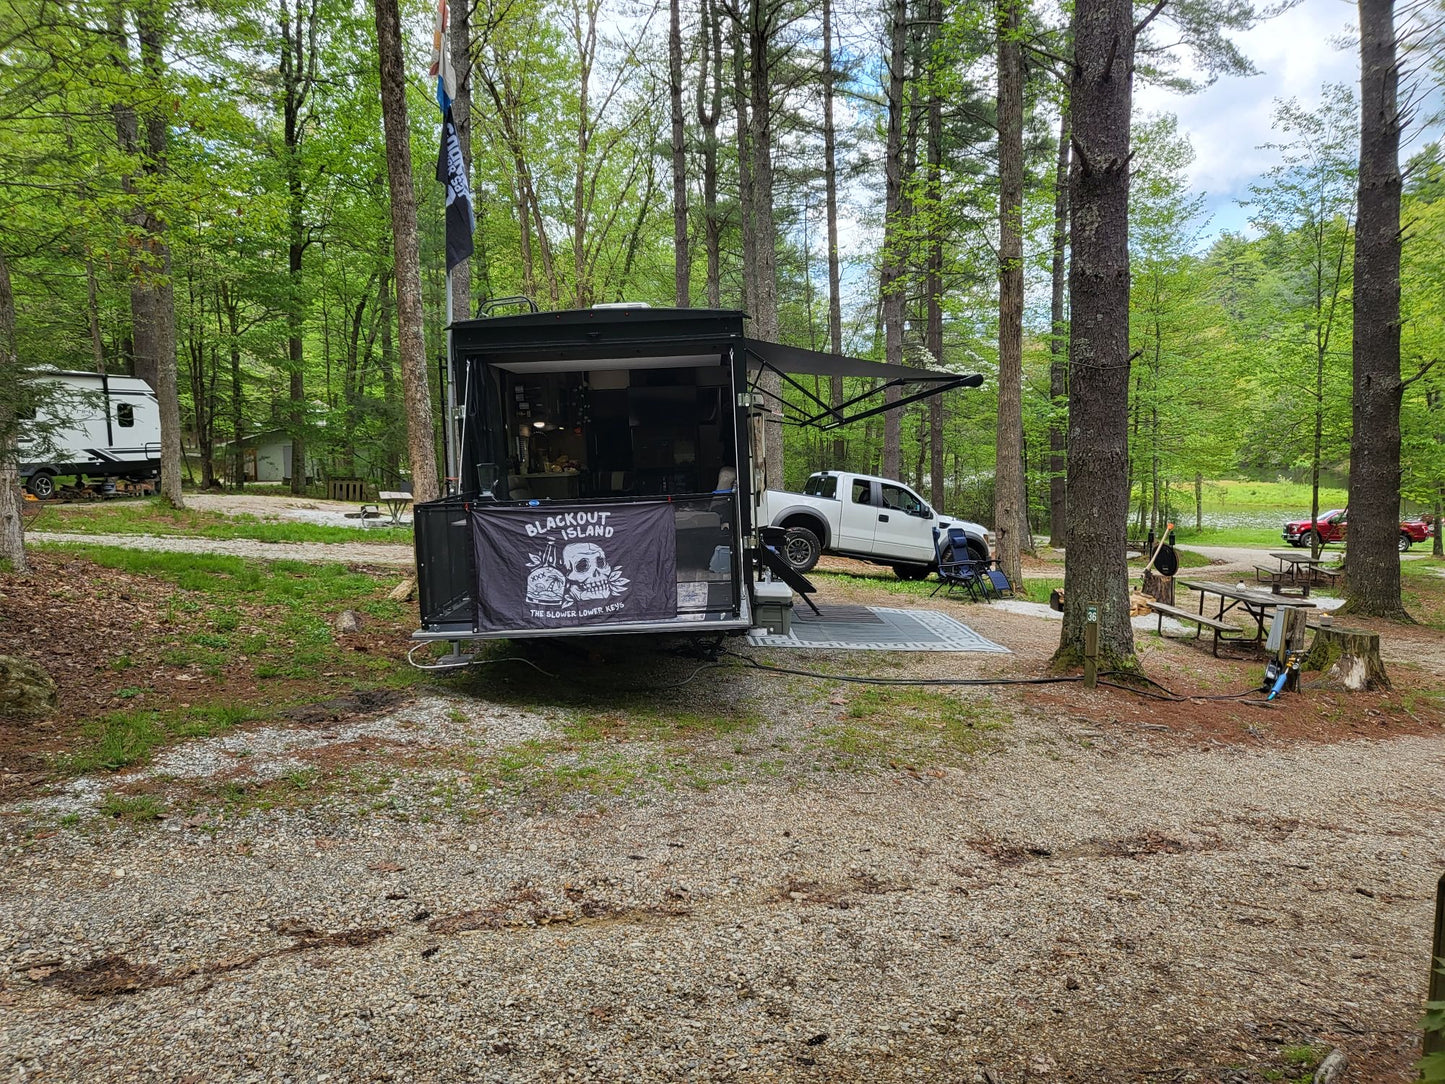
top-left (1135, 0), bottom-right (1360, 235)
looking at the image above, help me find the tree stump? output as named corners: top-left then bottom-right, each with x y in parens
top-left (1302, 625), bottom-right (1390, 691)
top-left (1141, 570), bottom-right (1174, 605)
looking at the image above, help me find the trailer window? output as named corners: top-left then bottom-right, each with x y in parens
top-left (116, 403), bottom-right (134, 427)
top-left (803, 475), bottom-right (836, 499)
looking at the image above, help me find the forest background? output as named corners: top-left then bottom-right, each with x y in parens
top-left (1, 0), bottom-right (1443, 546)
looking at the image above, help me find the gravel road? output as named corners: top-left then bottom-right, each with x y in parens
top-left (3, 684), bottom-right (1441, 1082)
top-left (27, 531), bottom-right (415, 566)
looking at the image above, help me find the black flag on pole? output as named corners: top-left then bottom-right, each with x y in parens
top-left (436, 106), bottom-right (475, 270)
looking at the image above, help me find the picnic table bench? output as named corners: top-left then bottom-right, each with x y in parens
top-left (1253, 564), bottom-right (1310, 597)
top-left (1145, 601), bottom-right (1236, 656)
top-left (1177, 579), bottom-right (1317, 655)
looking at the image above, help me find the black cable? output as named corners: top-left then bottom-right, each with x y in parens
top-left (722, 650), bottom-right (1083, 687)
top-left (1097, 669), bottom-right (1267, 702)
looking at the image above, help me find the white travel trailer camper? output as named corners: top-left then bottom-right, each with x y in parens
top-left (19, 371), bottom-right (162, 499)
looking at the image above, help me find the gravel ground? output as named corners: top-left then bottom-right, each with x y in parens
top-left (27, 532), bottom-right (415, 566)
top-left (3, 677), bottom-right (1442, 1083)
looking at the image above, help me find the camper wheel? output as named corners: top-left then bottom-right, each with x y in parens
top-left (25, 470), bottom-right (57, 500)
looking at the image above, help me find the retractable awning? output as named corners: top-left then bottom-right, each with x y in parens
top-left (742, 339), bottom-right (984, 431)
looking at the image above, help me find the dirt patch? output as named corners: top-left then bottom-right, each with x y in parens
top-left (278, 689), bottom-right (410, 725)
top-left (427, 900), bottom-right (689, 935)
top-left (969, 832), bottom-right (1225, 865)
top-left (39, 924), bottom-right (394, 1000)
top-left (771, 871), bottom-right (911, 908)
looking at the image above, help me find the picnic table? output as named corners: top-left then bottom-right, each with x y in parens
top-left (1177, 578), bottom-right (1316, 653)
top-left (1267, 550), bottom-right (1344, 590)
top-left (372, 490), bottom-right (413, 527)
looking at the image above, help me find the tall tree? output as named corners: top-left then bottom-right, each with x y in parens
top-left (746, 0), bottom-right (783, 484)
top-left (1247, 88), bottom-right (1355, 560)
top-left (822, 0), bottom-right (845, 464)
top-left (879, 0), bottom-right (907, 481)
top-left (279, 0), bottom-right (321, 493)
top-left (0, 252), bottom-right (25, 572)
top-left (993, 0), bottom-right (1026, 588)
top-left (1048, 107), bottom-right (1070, 545)
top-left (372, 0), bottom-right (439, 503)
top-left (1054, 0), bottom-right (1137, 668)
top-left (132, 0), bottom-right (184, 509)
top-left (669, 0), bottom-right (689, 305)
top-left (924, 0), bottom-right (945, 506)
top-left (1345, 0), bottom-right (1406, 616)
top-left (695, 0), bottom-right (724, 307)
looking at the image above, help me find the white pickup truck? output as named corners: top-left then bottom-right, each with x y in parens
top-left (758, 470), bottom-right (993, 579)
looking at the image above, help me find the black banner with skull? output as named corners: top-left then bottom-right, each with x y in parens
top-left (469, 502), bottom-right (678, 631)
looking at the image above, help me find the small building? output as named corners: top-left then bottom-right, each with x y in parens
top-left (216, 429), bottom-right (320, 484)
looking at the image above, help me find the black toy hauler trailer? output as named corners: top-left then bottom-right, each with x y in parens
top-left (411, 305), bottom-right (979, 645)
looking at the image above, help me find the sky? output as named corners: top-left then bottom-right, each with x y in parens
top-left (1133, 0), bottom-right (1424, 240)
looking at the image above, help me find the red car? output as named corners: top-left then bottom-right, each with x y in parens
top-left (1282, 508), bottom-right (1431, 551)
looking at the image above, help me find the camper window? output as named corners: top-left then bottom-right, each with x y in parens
top-left (496, 363), bottom-right (734, 501)
top-left (116, 403), bottom-right (134, 427)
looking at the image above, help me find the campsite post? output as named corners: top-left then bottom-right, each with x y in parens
top-left (1084, 604), bottom-right (1099, 688)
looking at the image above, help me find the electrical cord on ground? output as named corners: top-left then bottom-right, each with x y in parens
top-left (722, 650), bottom-right (1083, 687)
top-left (406, 642), bottom-right (557, 677)
top-left (1096, 670), bottom-right (1281, 704)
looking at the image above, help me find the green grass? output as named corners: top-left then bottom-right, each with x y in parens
top-left (98, 793), bottom-right (166, 823)
top-left (36, 545), bottom-right (420, 775)
top-left (65, 702), bottom-right (258, 774)
top-left (815, 687), bottom-right (1009, 770)
top-left (31, 497), bottom-right (411, 546)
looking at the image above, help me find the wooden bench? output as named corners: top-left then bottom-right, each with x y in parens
top-left (1312, 566), bottom-right (1343, 588)
top-left (1146, 601), bottom-right (1236, 656)
top-left (1253, 565), bottom-right (1310, 597)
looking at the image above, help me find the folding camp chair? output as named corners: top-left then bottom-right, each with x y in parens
top-left (981, 565), bottom-right (1015, 599)
top-left (929, 526), bottom-right (986, 601)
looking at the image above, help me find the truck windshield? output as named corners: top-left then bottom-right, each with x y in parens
top-left (803, 474), bottom-right (837, 499)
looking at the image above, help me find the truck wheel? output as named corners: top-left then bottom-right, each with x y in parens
top-left (25, 470), bottom-right (56, 500)
top-left (892, 564), bottom-right (930, 581)
top-left (780, 527), bottom-right (821, 573)
top-left (1398, 532), bottom-right (1412, 553)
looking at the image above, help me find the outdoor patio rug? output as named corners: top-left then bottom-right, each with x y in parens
top-left (747, 604), bottom-right (1010, 653)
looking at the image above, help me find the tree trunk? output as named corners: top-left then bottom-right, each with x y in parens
top-left (85, 257), bottom-right (107, 374)
top-left (225, 284), bottom-right (245, 489)
top-left (1053, 0), bottom-right (1137, 669)
top-left (373, 0), bottom-right (440, 503)
top-left (669, 0), bottom-right (689, 306)
top-left (731, 18), bottom-right (755, 318)
top-left (281, 0), bottom-right (316, 495)
top-left (1344, 0), bottom-right (1406, 618)
top-left (925, 0), bottom-right (945, 507)
top-left (0, 253), bottom-right (26, 573)
top-left (746, 0), bottom-right (783, 486)
top-left (696, 0), bottom-right (722, 307)
top-left (1049, 108), bottom-right (1071, 546)
top-left (879, 0), bottom-right (907, 482)
top-left (823, 0), bottom-right (846, 465)
top-left (993, 0), bottom-right (1025, 589)
top-left (136, 6), bottom-right (184, 510)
